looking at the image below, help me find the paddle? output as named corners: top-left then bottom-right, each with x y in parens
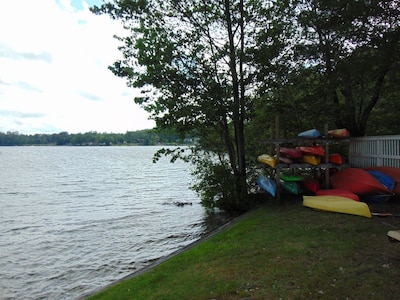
top-left (372, 212), bottom-right (400, 217)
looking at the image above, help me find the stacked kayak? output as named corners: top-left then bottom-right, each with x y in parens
top-left (298, 146), bottom-right (325, 157)
top-left (279, 147), bottom-right (303, 159)
top-left (298, 129), bottom-right (321, 138)
top-left (257, 154), bottom-right (276, 168)
top-left (329, 153), bottom-right (343, 164)
top-left (257, 175), bottom-right (276, 197)
top-left (327, 128), bottom-right (350, 139)
top-left (279, 172), bottom-right (303, 194)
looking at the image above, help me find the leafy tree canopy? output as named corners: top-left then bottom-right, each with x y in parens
top-left (92, 0), bottom-right (400, 211)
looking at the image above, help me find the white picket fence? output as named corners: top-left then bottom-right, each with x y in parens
top-left (349, 135), bottom-right (400, 168)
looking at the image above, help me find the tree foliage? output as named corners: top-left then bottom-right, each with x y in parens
top-left (92, 0), bottom-right (400, 211)
top-left (0, 129), bottom-right (192, 146)
top-left (92, 0), bottom-right (286, 211)
top-left (254, 0), bottom-right (400, 137)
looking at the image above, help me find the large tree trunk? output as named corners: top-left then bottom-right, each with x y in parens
top-left (225, 0), bottom-right (248, 204)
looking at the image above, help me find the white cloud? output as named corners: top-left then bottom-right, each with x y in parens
top-left (0, 0), bottom-right (154, 134)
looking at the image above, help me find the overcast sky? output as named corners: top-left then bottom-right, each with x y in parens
top-left (0, 0), bottom-right (155, 134)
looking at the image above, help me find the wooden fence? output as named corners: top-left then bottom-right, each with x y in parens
top-left (348, 135), bottom-right (400, 168)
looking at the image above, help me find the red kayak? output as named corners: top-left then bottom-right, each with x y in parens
top-left (298, 146), bottom-right (325, 157)
top-left (330, 168), bottom-right (393, 196)
top-left (279, 147), bottom-right (303, 159)
top-left (302, 178), bottom-right (320, 193)
top-left (329, 153), bottom-right (343, 164)
top-left (316, 189), bottom-right (360, 201)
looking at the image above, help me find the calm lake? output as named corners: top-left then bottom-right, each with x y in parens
top-left (0, 146), bottom-right (231, 299)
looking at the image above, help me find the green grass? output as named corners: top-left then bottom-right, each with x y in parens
top-left (87, 199), bottom-right (400, 299)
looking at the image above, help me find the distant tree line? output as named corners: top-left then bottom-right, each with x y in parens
top-left (0, 129), bottom-right (196, 146)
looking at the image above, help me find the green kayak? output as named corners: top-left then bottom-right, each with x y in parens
top-left (280, 172), bottom-right (303, 182)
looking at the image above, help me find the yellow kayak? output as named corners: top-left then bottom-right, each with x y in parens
top-left (303, 195), bottom-right (372, 218)
top-left (302, 155), bottom-right (321, 166)
top-left (257, 154), bottom-right (277, 168)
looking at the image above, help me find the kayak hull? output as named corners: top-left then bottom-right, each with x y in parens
top-left (302, 178), bottom-right (320, 193)
top-left (298, 146), bottom-right (325, 157)
top-left (279, 147), bottom-right (303, 159)
top-left (367, 170), bottom-right (395, 191)
top-left (298, 129), bottom-right (321, 138)
top-left (280, 172), bottom-right (303, 182)
top-left (327, 128), bottom-right (350, 138)
top-left (280, 180), bottom-right (300, 195)
top-left (303, 195), bottom-right (372, 218)
top-left (257, 154), bottom-right (277, 168)
top-left (257, 175), bottom-right (276, 197)
top-left (330, 168), bottom-right (392, 195)
top-left (316, 189), bottom-right (360, 201)
top-left (329, 153), bottom-right (343, 164)
top-left (365, 166), bottom-right (400, 196)
top-left (302, 155), bottom-right (321, 166)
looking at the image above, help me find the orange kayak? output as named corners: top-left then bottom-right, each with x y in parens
top-left (327, 128), bottom-right (350, 138)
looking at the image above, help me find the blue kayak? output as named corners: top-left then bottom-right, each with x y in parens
top-left (257, 175), bottom-right (276, 197)
top-left (297, 129), bottom-right (321, 138)
top-left (367, 170), bottom-right (395, 191)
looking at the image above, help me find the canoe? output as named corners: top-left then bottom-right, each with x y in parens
top-left (327, 128), bottom-right (350, 138)
top-left (257, 175), bottom-right (276, 197)
top-left (298, 146), bottom-right (325, 156)
top-left (298, 129), bottom-right (321, 138)
top-left (257, 154), bottom-right (277, 168)
top-left (316, 189), bottom-right (360, 201)
top-left (303, 195), bottom-right (372, 218)
top-left (329, 153), bottom-right (343, 164)
top-left (330, 168), bottom-right (393, 195)
top-left (279, 147), bottom-right (303, 159)
top-left (280, 179), bottom-right (300, 194)
top-left (302, 155), bottom-right (321, 166)
top-left (302, 178), bottom-right (320, 193)
top-left (367, 170), bottom-right (395, 191)
top-left (280, 172), bottom-right (303, 182)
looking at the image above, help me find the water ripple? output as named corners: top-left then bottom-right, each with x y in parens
top-left (0, 146), bottom-right (233, 300)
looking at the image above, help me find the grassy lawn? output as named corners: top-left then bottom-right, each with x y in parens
top-left (87, 197), bottom-right (400, 299)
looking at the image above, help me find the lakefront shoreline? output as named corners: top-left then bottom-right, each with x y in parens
top-left (84, 198), bottom-right (400, 299)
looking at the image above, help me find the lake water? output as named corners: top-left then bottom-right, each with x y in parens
top-left (0, 146), bottom-right (231, 299)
